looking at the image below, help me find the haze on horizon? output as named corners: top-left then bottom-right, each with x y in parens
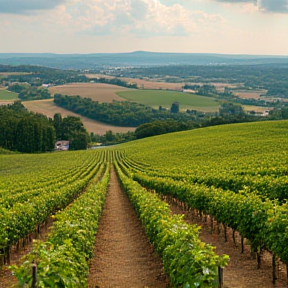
top-left (0, 0), bottom-right (288, 56)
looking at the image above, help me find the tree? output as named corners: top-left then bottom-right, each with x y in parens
top-left (53, 113), bottom-right (63, 140)
top-left (54, 115), bottom-right (90, 150)
top-left (170, 102), bottom-right (179, 113)
top-left (219, 102), bottom-right (245, 117)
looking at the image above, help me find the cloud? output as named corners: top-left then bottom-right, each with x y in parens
top-left (0, 0), bottom-right (66, 14)
top-left (216, 0), bottom-right (256, 2)
top-left (259, 0), bottom-right (288, 13)
top-left (214, 0), bottom-right (288, 13)
top-left (70, 0), bottom-right (225, 37)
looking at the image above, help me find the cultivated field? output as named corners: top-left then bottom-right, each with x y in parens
top-left (85, 74), bottom-right (184, 90)
top-left (49, 83), bottom-right (128, 103)
top-left (242, 105), bottom-right (272, 113)
top-left (117, 89), bottom-right (220, 112)
top-left (0, 88), bottom-right (18, 101)
top-left (0, 72), bottom-right (30, 79)
top-left (85, 74), bottom-right (240, 92)
top-left (233, 89), bottom-right (267, 99)
top-left (23, 99), bottom-right (135, 134)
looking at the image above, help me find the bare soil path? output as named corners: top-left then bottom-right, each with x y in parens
top-left (88, 167), bottom-right (168, 288)
top-left (167, 198), bottom-right (287, 288)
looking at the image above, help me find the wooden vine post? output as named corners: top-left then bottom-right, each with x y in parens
top-left (32, 263), bottom-right (37, 288)
top-left (218, 266), bottom-right (223, 288)
top-left (272, 254), bottom-right (276, 285)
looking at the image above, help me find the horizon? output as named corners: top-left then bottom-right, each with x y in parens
top-left (1, 51), bottom-right (288, 57)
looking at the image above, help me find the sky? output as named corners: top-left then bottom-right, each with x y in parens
top-left (0, 0), bottom-right (287, 55)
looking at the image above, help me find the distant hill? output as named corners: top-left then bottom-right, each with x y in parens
top-left (0, 51), bottom-right (288, 70)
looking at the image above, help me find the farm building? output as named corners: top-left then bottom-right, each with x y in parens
top-left (55, 141), bottom-right (70, 151)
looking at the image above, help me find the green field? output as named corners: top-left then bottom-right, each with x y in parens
top-left (0, 89), bottom-right (18, 100)
top-left (116, 89), bottom-right (220, 112)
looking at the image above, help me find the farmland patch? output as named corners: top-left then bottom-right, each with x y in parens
top-left (117, 89), bottom-right (220, 112)
top-left (49, 83), bottom-right (129, 103)
top-left (23, 99), bottom-right (135, 134)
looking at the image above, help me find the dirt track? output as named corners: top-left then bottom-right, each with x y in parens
top-left (88, 168), bottom-right (168, 288)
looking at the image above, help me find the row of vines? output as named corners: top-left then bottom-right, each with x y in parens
top-left (114, 157), bottom-right (229, 287)
top-left (1, 147), bottom-right (229, 288)
top-left (0, 150), bottom-right (108, 266)
top-left (113, 120), bottom-right (288, 284)
top-left (1, 120), bottom-right (287, 287)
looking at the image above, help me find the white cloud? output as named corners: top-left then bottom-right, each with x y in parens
top-left (63, 0), bottom-right (225, 37)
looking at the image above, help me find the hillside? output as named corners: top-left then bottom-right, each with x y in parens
top-left (112, 119), bottom-right (288, 286)
top-left (1, 120), bottom-right (288, 288)
top-left (118, 120), bottom-right (287, 169)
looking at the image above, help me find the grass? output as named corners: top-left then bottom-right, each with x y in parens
top-left (0, 147), bottom-right (16, 154)
top-left (116, 90), bottom-right (220, 112)
top-left (0, 89), bottom-right (19, 100)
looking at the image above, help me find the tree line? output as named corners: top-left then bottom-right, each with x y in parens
top-left (8, 83), bottom-right (52, 101)
top-left (0, 64), bottom-right (138, 89)
top-left (0, 101), bottom-right (90, 153)
top-left (53, 93), bottom-right (197, 127)
top-left (0, 102), bottom-right (55, 153)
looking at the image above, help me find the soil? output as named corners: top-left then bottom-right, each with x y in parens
top-left (88, 167), bottom-right (169, 288)
top-left (49, 83), bottom-right (128, 102)
top-left (166, 198), bottom-right (288, 288)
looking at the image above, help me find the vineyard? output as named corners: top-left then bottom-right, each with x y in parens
top-left (0, 119), bottom-right (288, 287)
top-left (113, 120), bottom-right (288, 285)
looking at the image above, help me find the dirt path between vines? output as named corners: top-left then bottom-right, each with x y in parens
top-left (168, 199), bottom-right (287, 288)
top-left (88, 167), bottom-right (168, 288)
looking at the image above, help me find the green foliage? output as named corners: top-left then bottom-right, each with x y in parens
top-left (170, 102), bottom-right (179, 113)
top-left (88, 76), bottom-right (138, 89)
top-left (0, 146), bottom-right (16, 154)
top-left (54, 93), bottom-right (198, 127)
top-left (90, 131), bottom-right (136, 146)
top-left (117, 90), bottom-right (219, 111)
top-left (0, 151), bottom-right (103, 251)
top-left (0, 102), bottom-right (56, 153)
top-left (8, 83), bottom-right (52, 101)
top-left (11, 163), bottom-right (109, 287)
top-left (135, 119), bottom-right (199, 139)
top-left (114, 119), bottom-right (288, 265)
top-left (53, 114), bottom-right (90, 150)
top-left (219, 102), bottom-right (246, 117)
